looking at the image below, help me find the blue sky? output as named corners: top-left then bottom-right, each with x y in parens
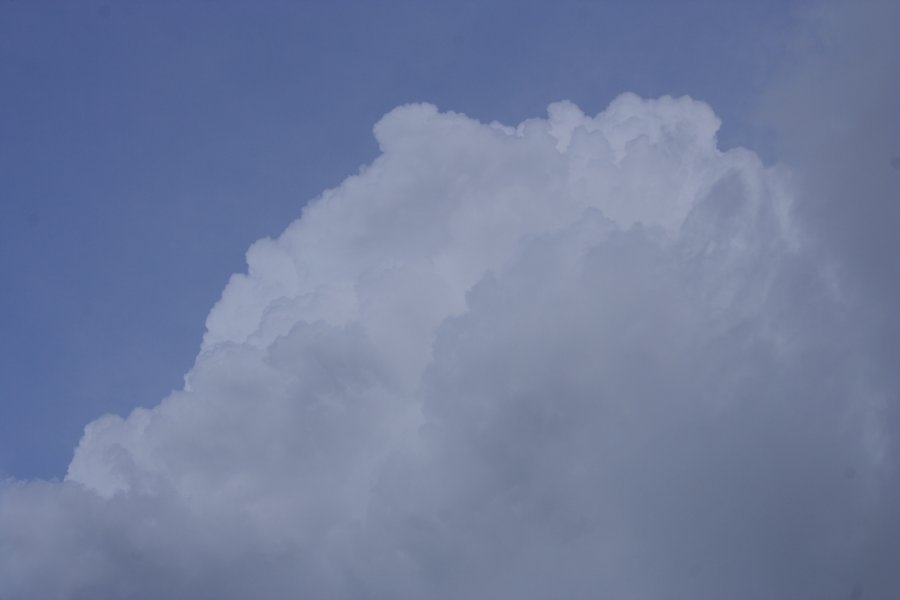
top-left (0, 0), bottom-right (801, 479)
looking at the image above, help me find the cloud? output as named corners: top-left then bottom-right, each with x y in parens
top-left (759, 1), bottom-right (900, 594)
top-left (1, 82), bottom-right (896, 596)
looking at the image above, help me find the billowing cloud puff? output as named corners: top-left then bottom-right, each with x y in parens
top-left (1, 93), bottom-right (895, 598)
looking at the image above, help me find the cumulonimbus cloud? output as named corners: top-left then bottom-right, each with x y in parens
top-left (1, 86), bottom-right (896, 597)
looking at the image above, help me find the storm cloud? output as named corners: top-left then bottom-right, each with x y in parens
top-left (2, 3), bottom-right (899, 597)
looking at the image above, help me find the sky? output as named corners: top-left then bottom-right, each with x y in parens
top-left (0, 0), bottom-right (796, 479)
top-left (1, 1), bottom-right (899, 598)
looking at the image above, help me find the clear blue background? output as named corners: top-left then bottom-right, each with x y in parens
top-left (0, 0), bottom-right (799, 479)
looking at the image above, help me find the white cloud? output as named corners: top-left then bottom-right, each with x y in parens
top-left (1, 87), bottom-right (894, 598)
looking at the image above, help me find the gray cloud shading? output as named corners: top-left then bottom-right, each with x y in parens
top-left (2, 4), bottom-right (899, 596)
top-left (761, 1), bottom-right (900, 596)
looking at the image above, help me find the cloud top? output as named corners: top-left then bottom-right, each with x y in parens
top-left (1, 93), bottom-right (892, 599)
